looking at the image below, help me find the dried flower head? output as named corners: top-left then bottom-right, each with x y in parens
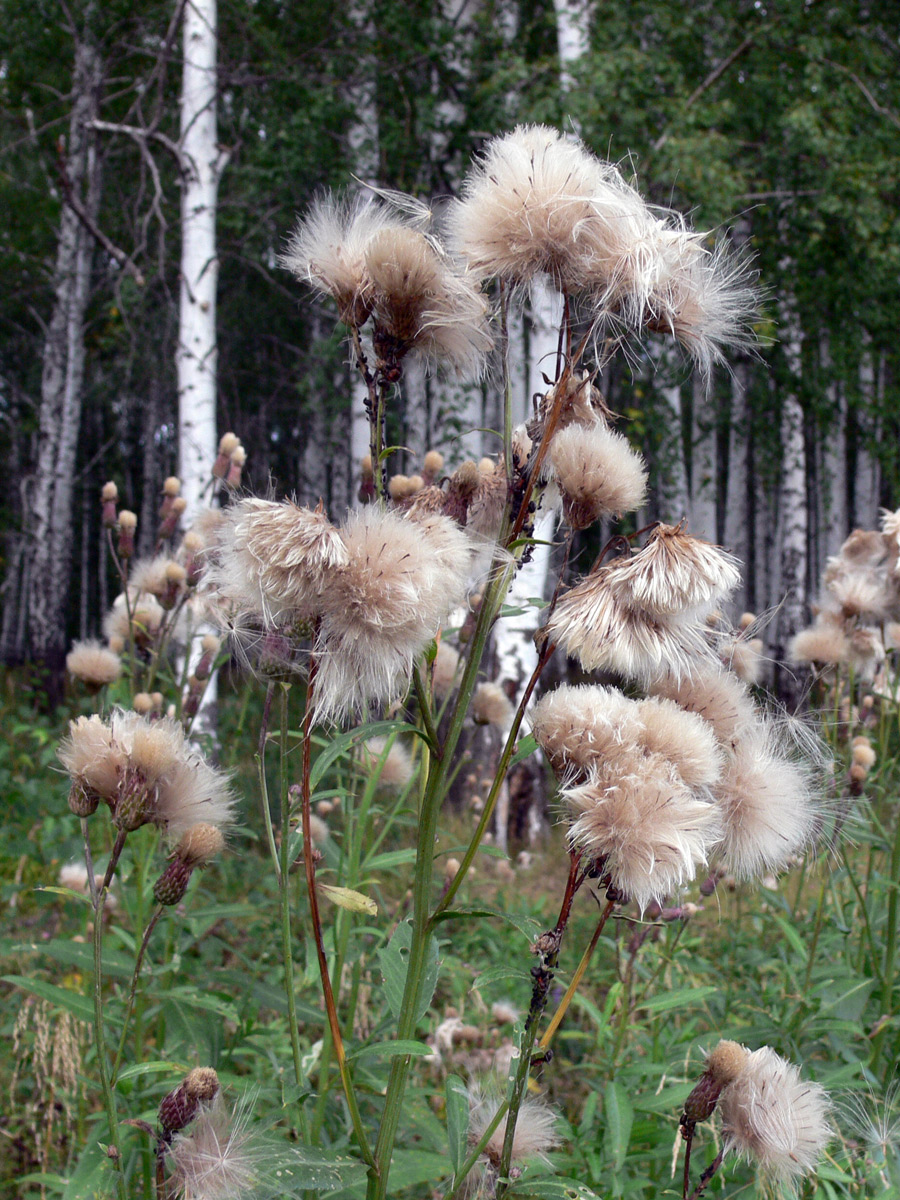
top-left (103, 592), bottom-right (165, 647)
top-left (313, 508), bottom-right (473, 722)
top-left (360, 736), bottom-right (414, 788)
top-left (718, 1046), bottom-right (832, 1186)
top-left (606, 525), bottom-right (741, 618)
top-left (562, 757), bottom-right (720, 909)
top-left (282, 192), bottom-right (393, 324)
top-left (472, 682), bottom-right (514, 727)
top-left (432, 641), bottom-right (461, 699)
top-left (58, 710), bottom-right (234, 838)
top-left (650, 668), bottom-right (759, 750)
top-left (546, 568), bottom-right (717, 683)
top-left (467, 1082), bottom-right (560, 1169)
top-left (549, 423), bottom-right (648, 529)
top-left (788, 620), bottom-right (849, 667)
top-left (165, 1091), bottom-right (268, 1200)
top-left (66, 640), bottom-right (122, 689)
top-left (448, 124), bottom-right (648, 294)
top-left (711, 724), bottom-right (821, 879)
top-left (210, 498), bottom-right (348, 625)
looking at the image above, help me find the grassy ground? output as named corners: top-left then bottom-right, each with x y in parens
top-left (1, 667), bottom-right (898, 1199)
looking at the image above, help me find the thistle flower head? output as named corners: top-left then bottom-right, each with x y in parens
top-left (210, 498), bottom-right (348, 626)
top-left (102, 592), bottom-right (165, 647)
top-left (788, 619), bottom-right (849, 667)
top-left (313, 508), bottom-right (473, 722)
top-left (432, 641), bottom-right (461, 699)
top-left (650, 668), bottom-right (759, 750)
top-left (546, 569), bottom-right (717, 683)
top-left (548, 423), bottom-right (648, 530)
top-left (529, 683), bottom-right (640, 775)
top-left (359, 736), bottom-right (414, 788)
top-left (606, 524), bottom-right (741, 618)
top-left (711, 723), bottom-right (822, 879)
top-left (65, 640), bottom-right (122, 689)
top-left (718, 1046), bottom-right (832, 1186)
top-left (282, 191), bottom-right (393, 324)
top-left (467, 1083), bottom-right (560, 1169)
top-left (642, 233), bottom-right (759, 379)
top-left (472, 681), bottom-right (514, 727)
top-left (165, 1092), bottom-right (268, 1200)
top-left (448, 124), bottom-right (648, 294)
top-left (562, 757), bottom-right (720, 910)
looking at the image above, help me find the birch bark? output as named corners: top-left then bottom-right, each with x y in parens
top-left (774, 314), bottom-right (808, 702)
top-left (27, 34), bottom-right (102, 684)
top-left (177, 0), bottom-right (226, 524)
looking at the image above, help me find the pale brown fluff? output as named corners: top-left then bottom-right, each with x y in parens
top-left (65, 640), bottom-right (122, 687)
top-left (548, 423), bottom-right (648, 530)
top-left (718, 1047), bottom-right (832, 1186)
top-left (562, 756), bottom-right (720, 910)
top-left (313, 508), bottom-right (473, 722)
top-left (605, 525), bottom-right (741, 618)
top-left (447, 124), bottom-right (651, 293)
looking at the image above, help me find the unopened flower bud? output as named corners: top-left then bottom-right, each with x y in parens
top-left (213, 433), bottom-right (240, 478)
top-left (422, 450), bottom-right (444, 483)
top-left (682, 1040), bottom-right (749, 1129)
top-left (101, 482), bottom-right (119, 528)
top-left (133, 692), bottom-right (154, 715)
top-left (226, 446), bottom-right (246, 488)
top-left (68, 780), bottom-right (100, 817)
top-left (158, 1067), bottom-right (220, 1133)
top-left (117, 511), bottom-right (137, 558)
top-left (158, 497), bottom-right (187, 540)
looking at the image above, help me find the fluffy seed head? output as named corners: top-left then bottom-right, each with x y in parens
top-left (711, 725), bottom-right (820, 879)
top-left (165, 1092), bottom-right (266, 1200)
top-left (718, 1046), bottom-right (832, 1184)
top-left (706, 1040), bottom-right (751, 1086)
top-left (360, 736), bottom-right (414, 788)
top-left (788, 621), bottom-right (849, 666)
top-left (530, 683), bottom-right (640, 775)
top-left (102, 481), bottom-right (118, 502)
top-left (432, 641), bottom-right (461, 699)
top-left (210, 498), bottom-right (348, 625)
top-left (472, 682), bottom-right (514, 727)
top-left (547, 570), bottom-right (718, 683)
top-left (563, 758), bottom-right (720, 910)
top-left (66, 640), bottom-right (122, 688)
top-left (606, 525), bottom-right (741, 618)
top-left (313, 508), bottom-right (473, 722)
top-left (650, 669), bottom-right (758, 750)
top-left (175, 823), bottom-right (226, 865)
top-left (448, 124), bottom-right (650, 294)
top-left (549, 423), bottom-right (648, 529)
top-left (467, 1083), bottom-right (560, 1168)
top-left (423, 450), bottom-right (444, 476)
top-left (118, 510), bottom-right (137, 531)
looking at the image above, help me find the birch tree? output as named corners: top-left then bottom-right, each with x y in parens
top-left (177, 0), bottom-right (227, 523)
top-left (26, 29), bottom-right (102, 690)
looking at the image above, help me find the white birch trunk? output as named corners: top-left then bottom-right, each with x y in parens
top-left (855, 344), bottom-right (881, 529)
top-left (723, 363), bottom-right (751, 610)
top-left (690, 373), bottom-right (717, 540)
top-left (177, 0), bottom-right (225, 525)
top-left (657, 378), bottom-right (691, 525)
top-left (818, 337), bottom-right (847, 567)
top-left (28, 36), bottom-right (101, 678)
top-left (775, 319), bottom-right (808, 697)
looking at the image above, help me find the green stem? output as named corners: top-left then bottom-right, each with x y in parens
top-left (449, 1099), bottom-right (510, 1198)
top-left (803, 871), bottom-right (829, 993)
top-left (111, 906), bottom-right (163, 1084)
top-left (873, 806), bottom-right (900, 1069)
top-left (278, 684), bottom-right (306, 1096)
top-left (89, 856), bottom-right (127, 1198)
top-left (299, 653), bottom-right (377, 1171)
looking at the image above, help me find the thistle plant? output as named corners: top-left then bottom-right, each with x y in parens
top-left (44, 124), bottom-right (844, 1199)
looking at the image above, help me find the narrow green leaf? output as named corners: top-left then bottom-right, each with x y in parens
top-left (11, 938), bottom-right (133, 979)
top-left (432, 904), bottom-right (540, 941)
top-left (509, 733), bottom-right (538, 767)
top-left (446, 1074), bottom-right (470, 1174)
top-left (309, 720), bottom-right (416, 789)
top-left (472, 965), bottom-right (532, 990)
top-left (2, 975), bottom-right (93, 1021)
top-left (636, 986), bottom-right (717, 1013)
top-left (347, 1038), bottom-right (432, 1065)
top-left (772, 914), bottom-right (809, 962)
top-left (508, 1178), bottom-right (602, 1198)
top-left (115, 1060), bottom-right (183, 1083)
top-left (603, 1081), bottom-right (633, 1171)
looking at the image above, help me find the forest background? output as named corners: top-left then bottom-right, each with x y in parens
top-left (1, 0), bottom-right (899, 694)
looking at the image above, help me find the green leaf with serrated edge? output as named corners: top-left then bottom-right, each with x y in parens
top-left (603, 1081), bottom-right (633, 1172)
top-left (472, 965), bottom-right (532, 990)
top-left (432, 905), bottom-right (540, 942)
top-left (386, 1150), bottom-right (452, 1189)
top-left (446, 1074), bottom-right (470, 1174)
top-left (346, 1038), bottom-right (432, 1064)
top-left (636, 986), bottom-right (717, 1013)
top-left (264, 1144), bottom-right (369, 1191)
top-left (2, 975), bottom-right (93, 1021)
top-left (377, 920), bottom-right (439, 1026)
